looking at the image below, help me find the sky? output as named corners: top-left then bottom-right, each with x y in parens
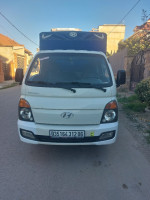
top-left (0, 0), bottom-right (149, 55)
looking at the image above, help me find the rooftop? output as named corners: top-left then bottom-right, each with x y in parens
top-left (0, 33), bottom-right (32, 55)
top-left (133, 19), bottom-right (150, 32)
top-left (100, 24), bottom-right (125, 26)
top-left (0, 33), bottom-right (23, 47)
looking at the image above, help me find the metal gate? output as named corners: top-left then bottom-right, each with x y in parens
top-left (130, 50), bottom-right (145, 90)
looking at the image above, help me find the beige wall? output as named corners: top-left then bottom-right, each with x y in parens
top-left (0, 47), bottom-right (15, 80)
top-left (0, 46), bottom-right (32, 81)
top-left (13, 46), bottom-right (25, 55)
top-left (98, 25), bottom-right (125, 54)
top-left (0, 47), bottom-right (13, 63)
top-left (0, 46), bottom-right (25, 64)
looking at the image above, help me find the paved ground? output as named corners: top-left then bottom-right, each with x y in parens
top-left (0, 86), bottom-right (150, 200)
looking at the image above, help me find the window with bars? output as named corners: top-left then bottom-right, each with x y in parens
top-left (17, 56), bottom-right (24, 69)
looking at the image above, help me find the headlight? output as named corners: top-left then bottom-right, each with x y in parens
top-left (19, 108), bottom-right (34, 121)
top-left (18, 99), bottom-right (34, 122)
top-left (101, 100), bottom-right (118, 123)
top-left (102, 110), bottom-right (116, 123)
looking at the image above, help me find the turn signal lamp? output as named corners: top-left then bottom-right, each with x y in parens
top-left (19, 98), bottom-right (30, 108)
top-left (105, 101), bottom-right (117, 109)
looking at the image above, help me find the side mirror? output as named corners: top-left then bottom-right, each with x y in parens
top-left (15, 68), bottom-right (24, 85)
top-left (116, 70), bottom-right (126, 87)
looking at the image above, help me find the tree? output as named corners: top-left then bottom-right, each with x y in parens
top-left (118, 34), bottom-right (150, 56)
top-left (106, 51), bottom-right (112, 58)
top-left (141, 9), bottom-right (150, 23)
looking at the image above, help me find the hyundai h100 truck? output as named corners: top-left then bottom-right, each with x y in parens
top-left (15, 31), bottom-right (126, 145)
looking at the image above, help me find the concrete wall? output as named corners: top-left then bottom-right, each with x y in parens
top-left (109, 48), bottom-right (150, 90)
top-left (144, 49), bottom-right (150, 79)
top-left (109, 48), bottom-right (134, 89)
top-left (98, 25), bottom-right (125, 54)
top-left (109, 48), bottom-right (133, 89)
top-left (109, 48), bottom-right (128, 76)
top-left (124, 56), bottom-right (134, 89)
top-left (124, 51), bottom-right (150, 90)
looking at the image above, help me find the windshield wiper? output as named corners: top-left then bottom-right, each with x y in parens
top-left (57, 86), bottom-right (76, 93)
top-left (51, 82), bottom-right (76, 93)
top-left (89, 84), bottom-right (106, 92)
top-left (69, 82), bottom-right (107, 92)
top-left (27, 81), bottom-right (106, 92)
top-left (27, 81), bottom-right (76, 93)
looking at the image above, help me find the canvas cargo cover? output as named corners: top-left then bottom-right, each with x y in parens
top-left (39, 31), bottom-right (107, 53)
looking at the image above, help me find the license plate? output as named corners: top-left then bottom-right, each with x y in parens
top-left (49, 130), bottom-right (85, 138)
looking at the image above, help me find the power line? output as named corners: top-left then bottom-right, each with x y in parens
top-left (0, 22), bottom-right (16, 41)
top-left (108, 0), bottom-right (141, 35)
top-left (0, 23), bottom-right (36, 52)
top-left (0, 11), bottom-right (38, 46)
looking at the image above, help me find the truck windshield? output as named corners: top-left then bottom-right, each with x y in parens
top-left (26, 53), bottom-right (112, 88)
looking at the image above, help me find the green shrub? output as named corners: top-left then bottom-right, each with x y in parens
top-left (135, 78), bottom-right (150, 107)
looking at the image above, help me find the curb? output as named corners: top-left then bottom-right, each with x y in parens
top-left (0, 80), bottom-right (17, 89)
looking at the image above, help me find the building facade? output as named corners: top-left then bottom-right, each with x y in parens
top-left (92, 24), bottom-right (125, 55)
top-left (0, 34), bottom-right (32, 81)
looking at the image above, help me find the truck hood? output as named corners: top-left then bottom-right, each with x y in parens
top-left (22, 86), bottom-right (115, 125)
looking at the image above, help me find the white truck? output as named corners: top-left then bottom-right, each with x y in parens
top-left (15, 31), bottom-right (126, 145)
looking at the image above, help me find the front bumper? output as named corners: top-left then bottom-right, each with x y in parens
top-left (18, 120), bottom-right (118, 145)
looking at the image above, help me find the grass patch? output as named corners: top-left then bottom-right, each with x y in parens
top-left (118, 96), bottom-right (128, 103)
top-left (127, 95), bottom-right (138, 102)
top-left (143, 129), bottom-right (150, 144)
top-left (146, 129), bottom-right (150, 134)
top-left (118, 94), bottom-right (138, 103)
top-left (118, 94), bottom-right (147, 112)
top-left (144, 130), bottom-right (150, 144)
top-left (146, 135), bottom-right (150, 144)
top-left (123, 102), bottom-right (146, 112)
top-left (116, 93), bottom-right (122, 98)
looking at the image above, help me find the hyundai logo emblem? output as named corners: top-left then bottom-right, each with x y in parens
top-left (61, 112), bottom-right (74, 119)
top-left (69, 32), bottom-right (77, 37)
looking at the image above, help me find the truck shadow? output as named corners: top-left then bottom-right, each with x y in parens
top-left (26, 143), bottom-right (115, 166)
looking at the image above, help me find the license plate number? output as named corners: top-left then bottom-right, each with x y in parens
top-left (49, 130), bottom-right (85, 138)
